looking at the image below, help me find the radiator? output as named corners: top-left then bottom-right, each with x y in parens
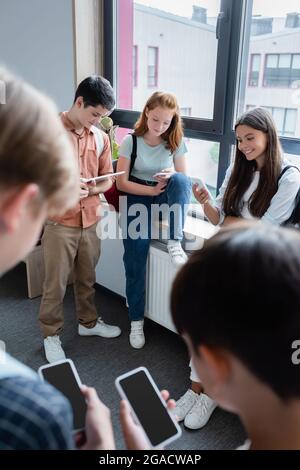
top-left (145, 244), bottom-right (180, 333)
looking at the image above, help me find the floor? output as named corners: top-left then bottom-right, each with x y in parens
top-left (0, 263), bottom-right (246, 450)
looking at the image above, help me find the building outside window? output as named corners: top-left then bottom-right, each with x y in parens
top-left (248, 54), bottom-right (261, 86)
top-left (263, 106), bottom-right (297, 137)
top-left (109, 0), bottom-right (300, 203)
top-left (243, 1), bottom-right (300, 144)
top-left (180, 107), bottom-right (192, 117)
top-left (264, 53), bottom-right (300, 88)
top-left (147, 46), bottom-right (158, 87)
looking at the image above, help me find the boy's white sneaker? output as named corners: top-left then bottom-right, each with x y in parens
top-left (78, 318), bottom-right (121, 338)
top-left (167, 241), bottom-right (188, 266)
top-left (44, 335), bottom-right (66, 363)
top-left (129, 320), bottom-right (145, 349)
top-left (173, 389), bottom-right (199, 422)
top-left (184, 393), bottom-right (217, 430)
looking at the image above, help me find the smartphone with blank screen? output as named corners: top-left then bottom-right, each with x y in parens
top-left (38, 359), bottom-right (86, 433)
top-left (189, 176), bottom-right (214, 201)
top-left (115, 367), bottom-right (181, 449)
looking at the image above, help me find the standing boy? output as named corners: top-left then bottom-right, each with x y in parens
top-left (39, 76), bottom-right (121, 363)
top-left (0, 68), bottom-right (114, 450)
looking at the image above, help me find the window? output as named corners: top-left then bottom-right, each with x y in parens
top-left (264, 54), bottom-right (300, 88)
top-left (180, 107), bottom-right (192, 117)
top-left (147, 46), bottom-right (158, 87)
top-left (133, 45), bottom-right (138, 87)
top-left (106, 0), bottom-right (274, 197)
top-left (240, 0), bottom-right (300, 143)
top-left (263, 107), bottom-right (297, 137)
top-left (186, 138), bottom-right (219, 202)
top-left (285, 152), bottom-right (300, 170)
top-left (248, 54), bottom-right (261, 86)
top-left (110, 0), bottom-right (229, 125)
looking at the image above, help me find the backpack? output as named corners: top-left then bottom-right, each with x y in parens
top-left (103, 134), bottom-right (137, 212)
top-left (278, 165), bottom-right (300, 227)
top-left (92, 125), bottom-right (104, 157)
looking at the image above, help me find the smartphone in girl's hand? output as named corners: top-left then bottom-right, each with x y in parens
top-left (190, 176), bottom-right (214, 201)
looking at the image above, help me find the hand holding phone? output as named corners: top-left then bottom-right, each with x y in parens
top-left (190, 176), bottom-right (214, 201)
top-left (153, 169), bottom-right (174, 181)
top-left (38, 359), bottom-right (87, 433)
top-left (81, 171), bottom-right (125, 184)
top-left (116, 367), bottom-right (181, 449)
top-left (153, 172), bottom-right (170, 178)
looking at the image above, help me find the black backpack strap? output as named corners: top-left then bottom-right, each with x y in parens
top-left (278, 165), bottom-right (300, 183)
top-left (129, 134), bottom-right (137, 176)
top-left (278, 165), bottom-right (300, 226)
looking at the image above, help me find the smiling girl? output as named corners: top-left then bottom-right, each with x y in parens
top-left (117, 92), bottom-right (191, 349)
top-left (174, 107), bottom-right (300, 431)
top-left (193, 107), bottom-right (300, 226)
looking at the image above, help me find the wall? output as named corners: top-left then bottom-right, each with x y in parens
top-left (74, 0), bottom-right (103, 83)
top-left (0, 0), bottom-right (75, 110)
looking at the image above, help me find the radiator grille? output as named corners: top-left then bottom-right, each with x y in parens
top-left (146, 245), bottom-right (180, 333)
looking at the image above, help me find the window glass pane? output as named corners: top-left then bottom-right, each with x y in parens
top-left (148, 47), bottom-right (156, 66)
top-left (292, 54), bottom-right (300, 69)
top-left (180, 107), bottom-right (192, 116)
top-left (285, 153), bottom-right (300, 169)
top-left (186, 138), bottom-right (219, 197)
top-left (273, 107), bottom-right (285, 133)
top-left (252, 54), bottom-right (261, 71)
top-left (266, 54), bottom-right (277, 68)
top-left (263, 106), bottom-right (272, 113)
top-left (116, 0), bottom-right (221, 119)
top-left (249, 54), bottom-right (261, 86)
top-left (239, 0), bottom-right (300, 139)
top-left (284, 109), bottom-right (297, 135)
top-left (147, 46), bottom-right (158, 87)
top-left (278, 54), bottom-right (291, 68)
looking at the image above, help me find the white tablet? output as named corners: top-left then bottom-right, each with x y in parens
top-left (81, 171), bottom-right (125, 183)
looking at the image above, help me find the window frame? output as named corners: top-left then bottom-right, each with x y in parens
top-left (133, 45), bottom-right (138, 87)
top-left (263, 106), bottom-right (297, 137)
top-left (147, 46), bottom-right (159, 88)
top-left (248, 53), bottom-right (261, 87)
top-left (104, 0), bottom-right (235, 137)
top-left (103, 0), bottom-right (300, 193)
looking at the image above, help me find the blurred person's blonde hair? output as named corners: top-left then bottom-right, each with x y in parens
top-left (0, 68), bottom-right (79, 216)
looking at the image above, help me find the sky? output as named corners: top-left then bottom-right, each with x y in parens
top-left (136, 0), bottom-right (300, 18)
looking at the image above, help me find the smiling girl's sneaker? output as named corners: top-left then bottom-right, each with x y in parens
top-left (129, 320), bottom-right (145, 349)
